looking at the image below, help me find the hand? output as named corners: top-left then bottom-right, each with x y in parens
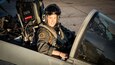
top-left (52, 50), bottom-right (68, 60)
top-left (59, 52), bottom-right (68, 60)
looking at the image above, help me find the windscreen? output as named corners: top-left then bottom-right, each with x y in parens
top-left (77, 12), bottom-right (115, 65)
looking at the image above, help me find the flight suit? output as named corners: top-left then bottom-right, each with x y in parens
top-left (37, 23), bottom-right (69, 56)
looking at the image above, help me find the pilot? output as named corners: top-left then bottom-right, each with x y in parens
top-left (37, 4), bottom-right (74, 59)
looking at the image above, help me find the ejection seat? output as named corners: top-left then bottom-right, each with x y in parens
top-left (15, 0), bottom-right (44, 48)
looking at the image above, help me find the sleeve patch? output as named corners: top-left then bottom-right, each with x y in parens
top-left (39, 32), bottom-right (46, 39)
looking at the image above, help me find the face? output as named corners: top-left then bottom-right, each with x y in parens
top-left (46, 14), bottom-right (58, 27)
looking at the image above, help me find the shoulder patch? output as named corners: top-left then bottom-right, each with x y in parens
top-left (39, 32), bottom-right (46, 39)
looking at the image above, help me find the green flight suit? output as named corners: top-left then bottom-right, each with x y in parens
top-left (37, 23), bottom-right (75, 56)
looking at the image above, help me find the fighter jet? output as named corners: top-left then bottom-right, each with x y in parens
top-left (0, 0), bottom-right (115, 65)
top-left (0, 9), bottom-right (115, 65)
